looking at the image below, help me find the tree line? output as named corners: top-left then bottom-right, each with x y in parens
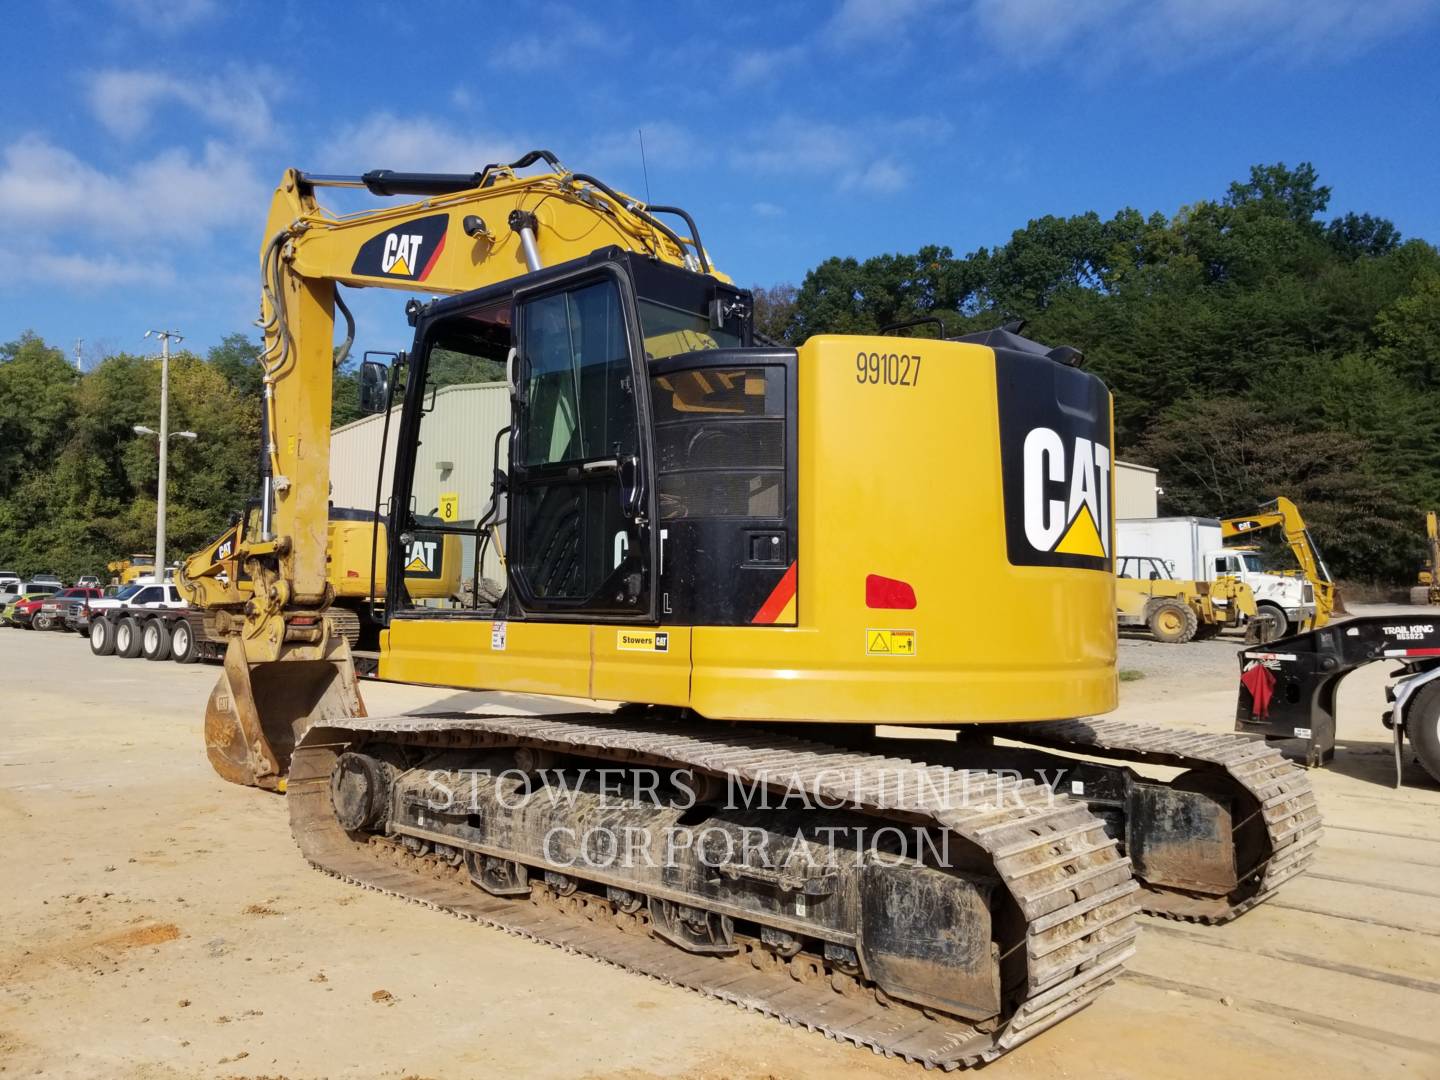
top-left (755, 163), bottom-right (1440, 583)
top-left (2, 162), bottom-right (1435, 583)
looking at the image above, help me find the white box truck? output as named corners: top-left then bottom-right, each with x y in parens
top-left (1116, 517), bottom-right (1316, 636)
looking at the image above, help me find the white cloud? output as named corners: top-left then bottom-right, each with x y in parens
top-left (752, 201), bottom-right (785, 218)
top-left (735, 116), bottom-right (929, 194)
top-left (731, 46), bottom-right (805, 86)
top-left (489, 6), bottom-right (627, 71)
top-left (738, 119), bottom-right (858, 174)
top-left (88, 67), bottom-right (279, 144)
top-left (0, 134), bottom-right (263, 240)
top-left (584, 122), bottom-right (713, 174)
top-left (970, 0), bottom-right (1434, 65)
top-left (826, 0), bottom-right (941, 46)
top-left (1, 252), bottom-right (176, 289)
top-left (107, 0), bottom-right (221, 33)
top-left (841, 159), bottom-right (909, 195)
top-left (319, 113), bottom-right (517, 173)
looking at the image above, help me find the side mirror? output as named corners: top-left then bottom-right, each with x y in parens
top-left (619, 455), bottom-right (642, 519)
top-left (359, 360), bottom-right (391, 414)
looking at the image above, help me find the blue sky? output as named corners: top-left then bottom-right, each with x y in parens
top-left (2, 0), bottom-right (1438, 362)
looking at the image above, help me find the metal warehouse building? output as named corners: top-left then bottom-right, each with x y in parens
top-left (330, 381), bottom-right (509, 583)
top-left (1115, 460), bottom-right (1159, 518)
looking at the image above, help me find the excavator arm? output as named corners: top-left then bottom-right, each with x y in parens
top-left (204, 151), bottom-right (715, 788)
top-left (1220, 496), bottom-right (1342, 626)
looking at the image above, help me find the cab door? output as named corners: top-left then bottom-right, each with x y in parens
top-left (508, 270), bottom-right (656, 623)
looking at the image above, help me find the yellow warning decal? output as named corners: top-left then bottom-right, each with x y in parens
top-left (617, 629), bottom-right (670, 653)
top-left (404, 556), bottom-right (428, 572)
top-left (866, 629), bottom-right (916, 656)
top-left (439, 491), bottom-right (460, 522)
top-left (388, 254), bottom-right (413, 276)
top-left (1054, 502), bottom-right (1105, 558)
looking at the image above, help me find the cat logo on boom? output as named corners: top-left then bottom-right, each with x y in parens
top-left (381, 233), bottom-right (424, 276)
top-left (350, 214), bottom-right (448, 283)
top-left (996, 351), bottom-right (1114, 572)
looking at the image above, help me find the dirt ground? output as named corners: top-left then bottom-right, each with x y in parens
top-left (3, 607), bottom-right (1439, 1079)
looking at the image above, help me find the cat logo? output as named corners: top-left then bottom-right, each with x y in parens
top-left (1022, 429), bottom-right (1111, 561)
top-left (216, 539), bottom-right (233, 561)
top-left (404, 538), bottom-right (438, 575)
top-left (996, 350), bottom-right (1114, 572)
top-left (381, 233), bottom-right (424, 276)
top-left (350, 214), bottom-right (448, 283)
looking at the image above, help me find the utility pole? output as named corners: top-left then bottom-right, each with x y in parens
top-left (74, 339), bottom-right (83, 371)
top-left (144, 329), bottom-right (183, 580)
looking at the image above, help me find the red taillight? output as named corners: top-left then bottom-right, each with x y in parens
top-left (865, 574), bottom-right (916, 610)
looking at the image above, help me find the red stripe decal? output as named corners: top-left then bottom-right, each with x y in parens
top-left (1405, 647), bottom-right (1440, 656)
top-left (751, 561), bottom-right (797, 624)
top-left (417, 230), bottom-right (447, 281)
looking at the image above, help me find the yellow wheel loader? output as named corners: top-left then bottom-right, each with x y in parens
top-left (199, 151), bottom-right (1318, 1067)
top-left (107, 554), bottom-right (157, 586)
top-left (1115, 556), bottom-right (1257, 643)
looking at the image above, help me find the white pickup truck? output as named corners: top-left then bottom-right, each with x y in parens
top-left (1117, 517), bottom-right (1316, 637)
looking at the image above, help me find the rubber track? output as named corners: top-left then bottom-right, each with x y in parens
top-left (1000, 718), bottom-right (1322, 923)
top-left (287, 713), bottom-right (1141, 1069)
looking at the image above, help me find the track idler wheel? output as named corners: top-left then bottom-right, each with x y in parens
top-left (330, 752), bottom-right (395, 832)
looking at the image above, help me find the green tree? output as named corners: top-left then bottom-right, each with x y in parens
top-left (751, 283), bottom-right (798, 343)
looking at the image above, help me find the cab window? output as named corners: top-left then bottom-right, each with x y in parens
top-left (638, 299), bottom-right (741, 361)
top-left (521, 280), bottom-right (634, 467)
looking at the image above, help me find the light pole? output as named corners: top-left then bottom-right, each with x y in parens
top-left (132, 425), bottom-right (197, 580)
top-left (141, 327), bottom-right (185, 581)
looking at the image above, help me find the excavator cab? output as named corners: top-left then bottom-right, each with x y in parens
top-left (379, 248), bottom-right (766, 632)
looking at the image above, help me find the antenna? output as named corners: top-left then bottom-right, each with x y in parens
top-left (638, 128), bottom-right (652, 205)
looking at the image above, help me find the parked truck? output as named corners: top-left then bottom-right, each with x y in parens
top-left (1117, 517), bottom-right (1315, 642)
top-left (85, 505), bottom-right (466, 665)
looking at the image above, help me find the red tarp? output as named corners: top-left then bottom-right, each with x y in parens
top-left (1241, 662), bottom-right (1276, 719)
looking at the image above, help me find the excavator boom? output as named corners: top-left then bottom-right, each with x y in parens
top-left (1220, 496), bottom-right (1342, 626)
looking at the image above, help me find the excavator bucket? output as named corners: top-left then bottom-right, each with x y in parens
top-left (204, 636), bottom-right (366, 790)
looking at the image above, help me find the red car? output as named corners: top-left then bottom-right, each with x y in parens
top-left (29, 586), bottom-right (104, 631)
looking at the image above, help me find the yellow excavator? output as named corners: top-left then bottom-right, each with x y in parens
top-left (1414, 510), bottom-right (1440, 606)
top-left (199, 150), bottom-right (1318, 1067)
top-left (1220, 497), bottom-right (1343, 628)
top-left (179, 501), bottom-right (463, 648)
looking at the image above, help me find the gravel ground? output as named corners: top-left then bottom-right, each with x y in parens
top-left (3, 609), bottom-right (1438, 1078)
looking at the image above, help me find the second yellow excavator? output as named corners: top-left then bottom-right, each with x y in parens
top-left (1220, 497), bottom-right (1343, 628)
top-left (197, 150), bottom-right (1319, 1067)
